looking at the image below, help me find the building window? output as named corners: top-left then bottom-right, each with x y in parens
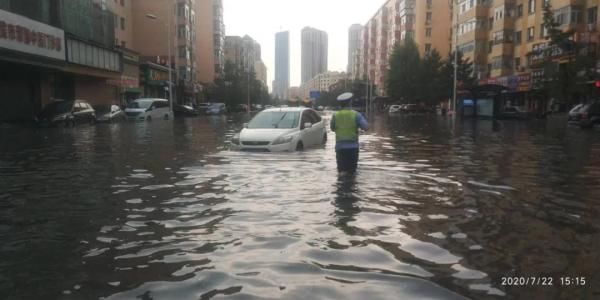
top-left (540, 26), bottom-right (547, 38)
top-left (527, 26), bottom-right (535, 41)
top-left (494, 6), bottom-right (504, 22)
top-left (515, 31), bottom-right (522, 44)
top-left (179, 46), bottom-right (186, 58)
top-left (528, 0), bottom-right (535, 15)
top-left (179, 67), bottom-right (187, 80)
top-left (121, 41), bottom-right (126, 48)
top-left (425, 43), bottom-right (432, 54)
top-left (493, 30), bottom-right (514, 44)
top-left (514, 57), bottom-right (521, 69)
top-left (517, 4), bottom-right (523, 17)
top-left (492, 56), bottom-right (513, 70)
top-left (427, 0), bottom-right (432, 8)
top-left (178, 3), bottom-right (186, 17)
top-left (426, 28), bottom-right (432, 37)
top-left (588, 7), bottom-right (598, 25)
top-left (120, 0), bottom-right (124, 6)
top-left (120, 17), bottom-right (125, 30)
top-left (426, 12), bottom-right (432, 23)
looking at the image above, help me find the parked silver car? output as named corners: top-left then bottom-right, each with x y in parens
top-left (94, 104), bottom-right (125, 123)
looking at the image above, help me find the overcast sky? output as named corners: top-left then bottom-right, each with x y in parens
top-left (223, 0), bottom-right (384, 91)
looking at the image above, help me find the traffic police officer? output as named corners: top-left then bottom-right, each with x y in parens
top-left (330, 92), bottom-right (369, 173)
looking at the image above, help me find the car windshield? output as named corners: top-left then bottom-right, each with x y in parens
top-left (128, 100), bottom-right (153, 109)
top-left (39, 101), bottom-right (73, 117)
top-left (569, 104), bottom-right (584, 113)
top-left (247, 111), bottom-right (300, 129)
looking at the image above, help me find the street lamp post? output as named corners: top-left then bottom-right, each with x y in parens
top-left (247, 51), bottom-right (251, 113)
top-left (146, 6), bottom-right (174, 114)
top-left (452, 0), bottom-right (459, 116)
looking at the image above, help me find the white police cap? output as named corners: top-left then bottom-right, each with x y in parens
top-left (337, 92), bottom-right (353, 102)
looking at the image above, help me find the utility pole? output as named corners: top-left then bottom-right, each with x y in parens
top-left (365, 75), bottom-right (369, 114)
top-left (452, 0), bottom-right (459, 115)
top-left (145, 0), bottom-right (174, 114)
top-left (247, 51), bottom-right (251, 113)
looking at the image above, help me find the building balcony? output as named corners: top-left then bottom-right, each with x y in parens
top-left (458, 6), bottom-right (488, 22)
top-left (490, 67), bottom-right (514, 78)
top-left (457, 29), bottom-right (489, 45)
top-left (490, 42), bottom-right (515, 57)
top-left (490, 17), bottom-right (516, 31)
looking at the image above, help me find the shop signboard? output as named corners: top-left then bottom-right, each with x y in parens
top-left (144, 67), bottom-right (169, 85)
top-left (0, 9), bottom-right (65, 61)
top-left (479, 73), bottom-right (532, 92)
top-left (107, 75), bottom-right (139, 88)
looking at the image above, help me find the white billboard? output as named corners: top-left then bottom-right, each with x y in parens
top-left (0, 9), bottom-right (66, 61)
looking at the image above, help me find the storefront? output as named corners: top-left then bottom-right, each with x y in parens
top-left (476, 73), bottom-right (550, 115)
top-left (140, 62), bottom-right (173, 100)
top-left (63, 37), bottom-right (122, 107)
top-left (0, 9), bottom-right (66, 121)
top-left (107, 50), bottom-right (140, 105)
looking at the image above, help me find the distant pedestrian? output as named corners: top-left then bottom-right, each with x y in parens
top-left (330, 92), bottom-right (369, 174)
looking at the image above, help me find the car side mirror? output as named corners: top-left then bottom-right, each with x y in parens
top-left (303, 122), bottom-right (312, 129)
top-left (243, 123), bottom-right (248, 128)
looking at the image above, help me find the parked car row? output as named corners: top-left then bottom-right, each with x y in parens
top-left (36, 98), bottom-right (171, 127)
top-left (388, 104), bottom-right (435, 114)
top-left (35, 99), bottom-right (290, 127)
top-left (496, 106), bottom-right (536, 120)
top-left (568, 101), bottom-right (600, 129)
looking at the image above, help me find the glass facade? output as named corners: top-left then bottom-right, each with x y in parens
top-left (59, 0), bottom-right (115, 47)
top-left (0, 0), bottom-right (55, 25)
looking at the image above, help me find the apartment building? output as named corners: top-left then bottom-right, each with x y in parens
top-left (224, 35), bottom-right (268, 88)
top-left (274, 31), bottom-right (290, 99)
top-left (455, 0), bottom-right (600, 108)
top-left (131, 0), bottom-right (199, 102)
top-left (348, 24), bottom-right (363, 75)
top-left (358, 0), bottom-right (452, 95)
top-left (301, 27), bottom-right (328, 84)
top-left (299, 71), bottom-right (348, 100)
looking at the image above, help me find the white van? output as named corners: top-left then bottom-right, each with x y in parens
top-left (125, 98), bottom-right (171, 121)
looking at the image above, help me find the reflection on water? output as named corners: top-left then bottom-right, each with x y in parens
top-left (1, 114), bottom-right (599, 299)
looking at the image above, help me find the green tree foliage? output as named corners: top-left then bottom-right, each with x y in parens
top-left (386, 38), bottom-right (421, 103)
top-left (209, 60), bottom-right (272, 106)
top-left (386, 39), bottom-right (474, 104)
top-left (539, 3), bottom-right (596, 103)
top-left (441, 51), bottom-right (475, 94)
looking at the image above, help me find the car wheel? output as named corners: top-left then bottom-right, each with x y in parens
top-left (296, 141), bottom-right (304, 151)
top-left (89, 117), bottom-right (96, 125)
top-left (146, 116), bottom-right (152, 121)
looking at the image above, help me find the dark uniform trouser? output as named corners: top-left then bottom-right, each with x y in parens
top-left (336, 148), bottom-right (359, 172)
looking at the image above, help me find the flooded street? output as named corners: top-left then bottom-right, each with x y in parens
top-left (1, 114), bottom-right (600, 300)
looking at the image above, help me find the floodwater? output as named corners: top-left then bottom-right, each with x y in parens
top-left (1, 113), bottom-right (599, 300)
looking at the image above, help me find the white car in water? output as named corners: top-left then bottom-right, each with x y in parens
top-left (125, 98), bottom-right (171, 121)
top-left (389, 104), bottom-right (402, 113)
top-left (231, 107), bottom-right (327, 152)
